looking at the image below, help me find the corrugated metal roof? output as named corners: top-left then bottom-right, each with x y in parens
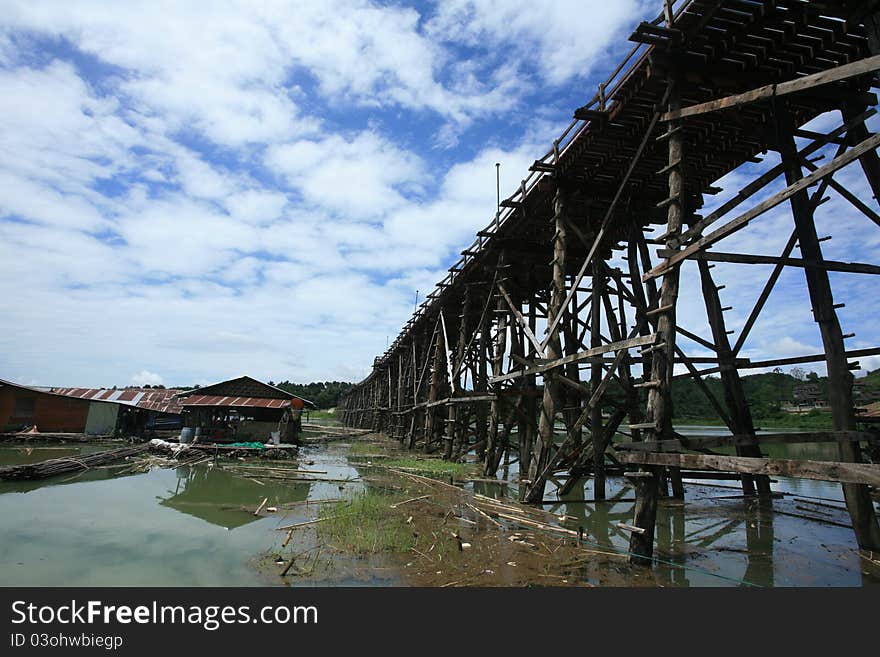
top-left (178, 395), bottom-right (291, 409)
top-left (176, 375), bottom-right (315, 407)
top-left (858, 401), bottom-right (880, 420)
top-left (4, 376), bottom-right (314, 413)
top-left (0, 378), bottom-right (111, 404)
top-left (49, 387), bottom-right (183, 415)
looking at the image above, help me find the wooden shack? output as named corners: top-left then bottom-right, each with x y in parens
top-left (176, 376), bottom-right (315, 444)
top-left (1, 379), bottom-right (109, 434)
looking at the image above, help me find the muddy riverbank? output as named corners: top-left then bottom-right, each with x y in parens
top-left (0, 428), bottom-right (878, 587)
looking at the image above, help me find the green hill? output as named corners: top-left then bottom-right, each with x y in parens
top-left (667, 369), bottom-right (873, 429)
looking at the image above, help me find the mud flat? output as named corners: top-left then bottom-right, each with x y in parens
top-left (0, 428), bottom-right (877, 587)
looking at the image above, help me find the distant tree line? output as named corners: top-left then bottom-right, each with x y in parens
top-left (598, 369), bottom-right (847, 424)
top-left (669, 370), bottom-right (805, 420)
top-left (670, 367), bottom-right (877, 420)
top-left (269, 381), bottom-right (355, 409)
top-left (129, 367), bottom-right (880, 419)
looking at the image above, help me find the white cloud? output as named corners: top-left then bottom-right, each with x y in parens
top-left (0, 61), bottom-right (140, 212)
top-left (225, 189), bottom-right (288, 225)
top-left (130, 370), bottom-right (164, 386)
top-left (266, 131), bottom-right (426, 218)
top-left (426, 0), bottom-right (652, 85)
top-left (0, 0), bottom-right (543, 150)
top-left (6, 0), bottom-right (871, 393)
top-left (116, 196), bottom-right (258, 277)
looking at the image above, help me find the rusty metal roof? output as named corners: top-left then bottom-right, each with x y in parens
top-left (175, 375), bottom-right (313, 403)
top-left (176, 376), bottom-right (316, 408)
top-left (0, 378), bottom-right (120, 406)
top-left (4, 376), bottom-right (315, 413)
top-left (858, 401), bottom-right (880, 421)
top-left (48, 387), bottom-right (183, 415)
top-left (178, 395), bottom-right (292, 409)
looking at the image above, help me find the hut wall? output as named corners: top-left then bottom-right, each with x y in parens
top-left (85, 402), bottom-right (120, 435)
top-left (0, 387), bottom-right (90, 432)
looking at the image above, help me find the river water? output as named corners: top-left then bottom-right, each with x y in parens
top-left (0, 427), bottom-right (877, 587)
top-left (0, 441), bottom-right (363, 586)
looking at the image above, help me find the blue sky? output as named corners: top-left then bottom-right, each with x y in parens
top-left (0, 0), bottom-right (877, 388)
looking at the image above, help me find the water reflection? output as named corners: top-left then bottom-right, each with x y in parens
top-left (0, 434), bottom-right (876, 587)
top-left (536, 477), bottom-right (877, 587)
top-left (160, 464), bottom-right (310, 529)
top-left (0, 445), bottom-right (331, 586)
top-left (743, 500), bottom-right (775, 588)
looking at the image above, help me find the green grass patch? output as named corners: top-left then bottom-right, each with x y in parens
top-left (317, 491), bottom-right (415, 554)
top-left (307, 409), bottom-right (337, 420)
top-left (380, 457), bottom-right (472, 478)
top-left (348, 441), bottom-right (385, 456)
top-left (675, 410), bottom-right (834, 430)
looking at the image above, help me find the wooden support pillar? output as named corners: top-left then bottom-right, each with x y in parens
top-left (444, 402), bottom-right (456, 460)
top-left (610, 267), bottom-right (645, 449)
top-left (776, 105), bottom-right (880, 551)
top-left (509, 294), bottom-right (527, 465)
top-left (520, 281), bottom-right (539, 470)
top-left (697, 260), bottom-right (772, 497)
top-left (485, 255), bottom-right (508, 475)
top-left (440, 316), bottom-right (455, 460)
top-left (526, 184), bottom-right (567, 503)
top-left (475, 307), bottom-right (489, 460)
top-left (644, 72), bottom-right (684, 457)
top-left (590, 263), bottom-right (607, 500)
top-left (447, 289), bottom-right (471, 459)
top-left (625, 471), bottom-right (657, 566)
top-left (424, 328), bottom-right (443, 453)
top-left (409, 332), bottom-right (425, 448)
top-left (627, 228), bottom-right (653, 441)
top-left (370, 380), bottom-right (379, 432)
top-left (564, 284), bottom-right (582, 445)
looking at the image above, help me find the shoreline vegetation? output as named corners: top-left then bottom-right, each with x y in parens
top-left (674, 411), bottom-right (834, 430)
top-left (298, 369), bottom-right (879, 430)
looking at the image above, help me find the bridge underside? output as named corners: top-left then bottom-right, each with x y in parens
top-left (339, 0), bottom-right (880, 560)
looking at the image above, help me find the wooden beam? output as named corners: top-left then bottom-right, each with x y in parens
top-left (625, 471), bottom-right (657, 566)
top-left (671, 109), bottom-right (876, 250)
top-left (438, 310), bottom-right (456, 387)
top-left (497, 282), bottom-right (544, 356)
top-left (779, 109), bottom-right (880, 550)
top-left (542, 101), bottom-right (666, 352)
top-left (800, 155), bottom-right (880, 228)
top-left (671, 347), bottom-right (880, 379)
top-left (489, 333), bottom-right (658, 384)
top-left (616, 452), bottom-right (880, 488)
top-left (662, 55), bottom-right (880, 122)
top-left (615, 431), bottom-right (874, 452)
top-left (425, 395), bottom-right (497, 409)
top-left (644, 132), bottom-right (880, 281)
top-left (656, 249), bottom-right (880, 275)
top-left (524, 344), bottom-right (632, 503)
top-left (732, 230), bottom-right (799, 356)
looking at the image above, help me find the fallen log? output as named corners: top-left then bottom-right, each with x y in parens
top-left (0, 432), bottom-right (117, 443)
top-left (301, 424), bottom-right (371, 434)
top-left (617, 451), bottom-right (880, 487)
top-left (0, 444), bottom-right (149, 480)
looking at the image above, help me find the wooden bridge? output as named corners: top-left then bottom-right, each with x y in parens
top-left (338, 0), bottom-right (880, 562)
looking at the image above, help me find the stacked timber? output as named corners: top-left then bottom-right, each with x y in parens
top-left (0, 444), bottom-right (149, 481)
